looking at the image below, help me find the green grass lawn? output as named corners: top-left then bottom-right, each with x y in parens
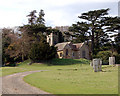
top-left (1, 59), bottom-right (118, 94)
top-left (1, 58), bottom-right (89, 77)
top-left (1, 60), bottom-right (48, 77)
top-left (23, 60), bottom-right (118, 94)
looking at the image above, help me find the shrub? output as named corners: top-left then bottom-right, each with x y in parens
top-left (115, 54), bottom-right (120, 64)
top-left (96, 51), bottom-right (120, 64)
top-left (96, 51), bottom-right (112, 64)
top-left (29, 42), bottom-right (57, 62)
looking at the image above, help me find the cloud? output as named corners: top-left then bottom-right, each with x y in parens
top-left (0, 0), bottom-right (119, 28)
top-left (45, 1), bottom-right (118, 27)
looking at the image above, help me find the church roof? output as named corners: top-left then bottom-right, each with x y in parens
top-left (73, 43), bottom-right (84, 49)
top-left (55, 42), bottom-right (71, 51)
top-left (55, 42), bottom-right (84, 51)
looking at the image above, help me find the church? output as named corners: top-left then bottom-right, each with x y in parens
top-left (47, 32), bottom-right (90, 60)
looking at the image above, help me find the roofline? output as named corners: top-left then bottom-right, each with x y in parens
top-left (57, 50), bottom-right (63, 51)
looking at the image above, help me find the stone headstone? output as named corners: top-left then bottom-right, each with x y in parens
top-left (99, 60), bottom-right (102, 71)
top-left (93, 59), bottom-right (99, 72)
top-left (109, 57), bottom-right (115, 65)
top-left (92, 58), bottom-right (102, 72)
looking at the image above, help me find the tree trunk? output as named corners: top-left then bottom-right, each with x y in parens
top-left (22, 53), bottom-right (24, 61)
top-left (91, 30), bottom-right (94, 58)
top-left (91, 22), bottom-right (95, 58)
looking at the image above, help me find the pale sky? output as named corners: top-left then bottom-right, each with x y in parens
top-left (0, 0), bottom-right (119, 28)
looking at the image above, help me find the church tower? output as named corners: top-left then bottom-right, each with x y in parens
top-left (47, 32), bottom-right (59, 46)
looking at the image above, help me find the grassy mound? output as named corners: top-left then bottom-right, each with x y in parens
top-left (1, 58), bottom-right (90, 77)
top-left (48, 58), bottom-right (90, 65)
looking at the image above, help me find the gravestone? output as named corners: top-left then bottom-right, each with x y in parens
top-left (99, 60), bottom-right (102, 71)
top-left (109, 57), bottom-right (115, 65)
top-left (92, 58), bottom-right (102, 72)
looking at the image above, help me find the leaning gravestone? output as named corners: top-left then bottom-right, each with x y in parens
top-left (93, 58), bottom-right (102, 72)
top-left (109, 57), bottom-right (115, 65)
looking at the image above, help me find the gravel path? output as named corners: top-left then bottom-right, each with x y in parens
top-left (2, 70), bottom-right (54, 95)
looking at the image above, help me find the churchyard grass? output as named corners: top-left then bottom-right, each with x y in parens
top-left (24, 61), bottom-right (118, 94)
top-left (1, 59), bottom-right (118, 94)
top-left (1, 59), bottom-right (89, 76)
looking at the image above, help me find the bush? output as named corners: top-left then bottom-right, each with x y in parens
top-left (29, 42), bottom-right (57, 62)
top-left (96, 51), bottom-right (120, 64)
top-left (115, 54), bottom-right (120, 64)
top-left (96, 51), bottom-right (112, 65)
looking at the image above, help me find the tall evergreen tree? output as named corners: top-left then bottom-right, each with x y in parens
top-left (27, 10), bottom-right (37, 25)
top-left (37, 9), bottom-right (45, 25)
top-left (70, 8), bottom-right (120, 58)
top-left (69, 22), bottom-right (89, 43)
top-left (115, 33), bottom-right (120, 54)
top-left (78, 8), bottom-right (110, 55)
top-left (20, 9), bottom-right (57, 62)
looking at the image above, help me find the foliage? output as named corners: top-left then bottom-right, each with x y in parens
top-left (53, 29), bottom-right (64, 43)
top-left (70, 8), bottom-right (120, 57)
top-left (2, 27), bottom-right (31, 63)
top-left (58, 31), bottom-right (64, 43)
top-left (2, 28), bottom-right (16, 65)
top-left (96, 51), bottom-right (112, 64)
top-left (27, 9), bottom-right (45, 25)
top-left (19, 9), bottom-right (49, 61)
top-left (2, 8), bottom-right (120, 66)
top-left (48, 58), bottom-right (90, 65)
top-left (37, 9), bottom-right (45, 25)
top-left (115, 33), bottom-right (120, 54)
top-left (46, 28), bottom-right (64, 43)
top-left (20, 24), bottom-right (47, 41)
top-left (99, 42), bottom-right (112, 51)
top-left (69, 22), bottom-right (89, 43)
top-left (2, 9), bottom-right (59, 66)
top-left (27, 10), bottom-right (37, 25)
top-left (62, 31), bottom-right (72, 42)
top-left (21, 9), bottom-right (47, 43)
top-left (96, 50), bottom-right (119, 64)
top-left (96, 50), bottom-right (120, 64)
top-left (2, 9), bottom-right (48, 66)
top-left (115, 54), bottom-right (120, 64)
top-left (29, 42), bottom-right (57, 62)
